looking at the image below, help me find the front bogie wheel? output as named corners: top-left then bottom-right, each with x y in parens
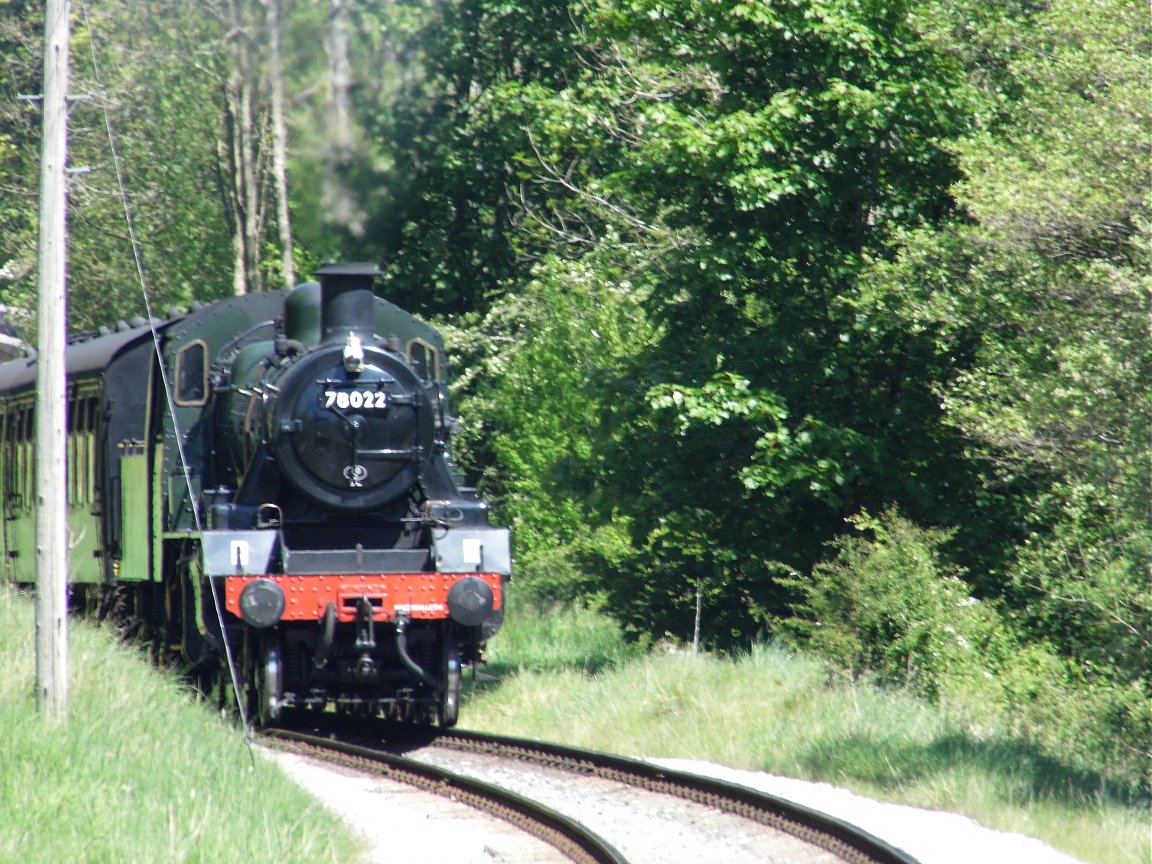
top-left (248, 632), bottom-right (283, 727)
top-left (439, 642), bottom-right (461, 728)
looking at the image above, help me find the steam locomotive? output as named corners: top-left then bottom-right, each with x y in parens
top-left (0, 264), bottom-right (509, 727)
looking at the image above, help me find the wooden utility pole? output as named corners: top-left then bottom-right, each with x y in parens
top-left (35, 0), bottom-right (71, 723)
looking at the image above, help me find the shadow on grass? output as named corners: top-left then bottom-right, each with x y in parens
top-left (458, 652), bottom-right (626, 712)
top-left (458, 661), bottom-right (512, 709)
top-left (468, 647), bottom-right (630, 685)
top-left (799, 731), bottom-right (1143, 808)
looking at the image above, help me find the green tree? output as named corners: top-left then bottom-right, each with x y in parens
top-left (396, 0), bottom-right (987, 643)
top-left (889, 0), bottom-right (1150, 681)
top-left (574, 0), bottom-right (980, 641)
top-left (0, 0), bottom-right (250, 329)
top-left (865, 0), bottom-right (1150, 792)
top-left (1, 0), bottom-right (330, 330)
top-left (449, 251), bottom-right (653, 601)
top-left (0, 0), bottom-right (47, 333)
top-left (373, 0), bottom-right (586, 315)
top-left (68, 1), bottom-right (237, 320)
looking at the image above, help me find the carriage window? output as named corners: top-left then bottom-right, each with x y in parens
top-left (67, 393), bottom-right (96, 505)
top-left (175, 340), bottom-right (208, 405)
top-left (407, 339), bottom-right (439, 382)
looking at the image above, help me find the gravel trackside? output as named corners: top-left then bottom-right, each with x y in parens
top-left (266, 747), bottom-right (1088, 863)
top-left (651, 759), bottom-right (1087, 864)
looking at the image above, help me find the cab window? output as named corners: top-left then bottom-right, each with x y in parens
top-left (175, 340), bottom-right (208, 406)
top-left (407, 339), bottom-right (440, 383)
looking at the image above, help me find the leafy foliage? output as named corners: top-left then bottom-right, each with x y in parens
top-left (854, 0), bottom-right (1151, 793)
top-left (0, 0), bottom-right (253, 331)
top-left (784, 507), bottom-right (1150, 797)
top-left (782, 510), bottom-right (1001, 699)
top-left (373, 0), bottom-right (586, 315)
top-left (420, 0), bottom-right (1150, 793)
top-left (565, 0), bottom-right (985, 640)
top-left (0, 0), bottom-right (46, 332)
top-left (447, 250), bottom-right (652, 601)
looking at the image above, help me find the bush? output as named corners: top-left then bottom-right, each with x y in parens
top-left (782, 509), bottom-right (1003, 699)
top-left (783, 508), bottom-right (1152, 799)
top-left (980, 640), bottom-right (1152, 800)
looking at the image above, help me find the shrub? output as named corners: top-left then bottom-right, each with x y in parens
top-left (781, 508), bottom-right (1004, 699)
top-left (783, 507), bottom-right (1152, 799)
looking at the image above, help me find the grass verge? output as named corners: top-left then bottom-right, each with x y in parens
top-left (0, 591), bottom-right (363, 864)
top-left (462, 600), bottom-right (1150, 864)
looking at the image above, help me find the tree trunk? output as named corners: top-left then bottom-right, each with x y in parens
top-left (220, 0), bottom-right (267, 295)
top-left (693, 578), bottom-right (703, 655)
top-left (264, 0), bottom-right (294, 288)
top-left (325, 0), bottom-right (351, 154)
top-left (321, 0), bottom-right (365, 235)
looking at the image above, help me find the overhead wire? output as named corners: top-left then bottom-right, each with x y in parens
top-left (77, 2), bottom-right (255, 754)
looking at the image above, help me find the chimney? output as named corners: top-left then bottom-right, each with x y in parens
top-left (315, 262), bottom-right (380, 344)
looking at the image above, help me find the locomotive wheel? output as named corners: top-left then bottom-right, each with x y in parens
top-left (439, 644), bottom-right (461, 728)
top-left (249, 633), bottom-right (283, 726)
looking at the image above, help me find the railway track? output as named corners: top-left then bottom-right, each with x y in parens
top-left (430, 729), bottom-right (919, 864)
top-left (263, 727), bottom-right (625, 864)
top-left (264, 721), bottom-right (920, 864)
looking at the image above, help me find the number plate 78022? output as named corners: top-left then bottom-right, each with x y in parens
top-left (322, 389), bottom-right (389, 410)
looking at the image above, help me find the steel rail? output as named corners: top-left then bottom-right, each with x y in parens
top-left (436, 728), bottom-right (922, 864)
top-left (261, 728), bottom-right (629, 864)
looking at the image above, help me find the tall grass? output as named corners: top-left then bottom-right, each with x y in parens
top-left (463, 599), bottom-right (1150, 864)
top-left (0, 591), bottom-right (362, 864)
